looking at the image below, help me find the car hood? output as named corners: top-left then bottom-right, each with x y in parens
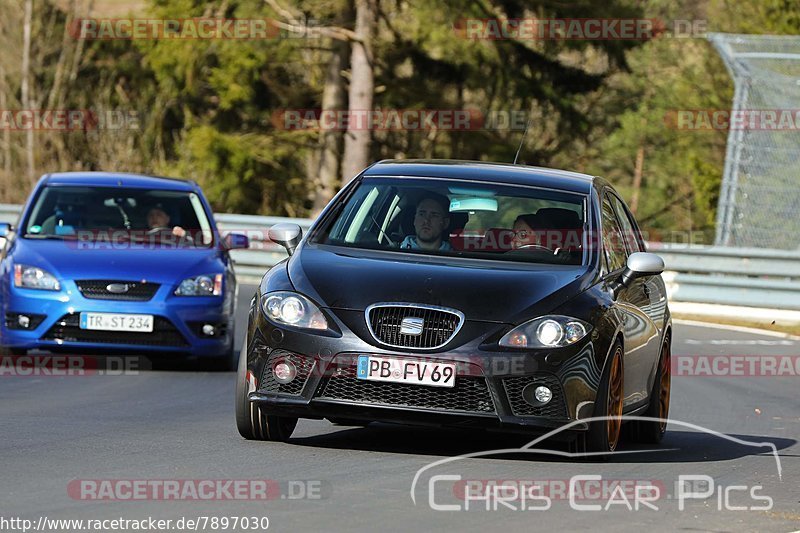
top-left (9, 238), bottom-right (224, 284)
top-left (287, 244), bottom-right (592, 323)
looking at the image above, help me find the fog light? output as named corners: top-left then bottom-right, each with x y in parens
top-left (273, 360), bottom-right (297, 384)
top-left (534, 386), bottom-right (553, 404)
top-left (201, 324), bottom-right (215, 336)
top-left (18, 315), bottom-right (30, 329)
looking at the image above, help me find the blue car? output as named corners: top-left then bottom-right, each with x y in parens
top-left (0, 172), bottom-right (249, 369)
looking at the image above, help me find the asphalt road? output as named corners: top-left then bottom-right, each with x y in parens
top-left (1, 284), bottom-right (799, 532)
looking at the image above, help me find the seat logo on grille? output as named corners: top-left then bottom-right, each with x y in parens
top-left (106, 283), bottom-right (130, 294)
top-left (400, 317), bottom-right (424, 336)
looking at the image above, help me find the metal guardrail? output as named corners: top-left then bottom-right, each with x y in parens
top-left (648, 243), bottom-right (800, 310)
top-left (3, 203), bottom-right (800, 309)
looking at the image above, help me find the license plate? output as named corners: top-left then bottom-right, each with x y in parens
top-left (79, 313), bottom-right (154, 333)
top-left (356, 356), bottom-right (456, 388)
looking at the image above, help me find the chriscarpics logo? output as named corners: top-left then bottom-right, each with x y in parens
top-left (410, 416), bottom-right (783, 513)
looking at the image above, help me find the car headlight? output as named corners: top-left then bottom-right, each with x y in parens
top-left (14, 264), bottom-right (60, 291)
top-left (175, 274), bottom-right (223, 296)
top-left (499, 315), bottom-right (590, 349)
top-left (260, 291), bottom-right (328, 330)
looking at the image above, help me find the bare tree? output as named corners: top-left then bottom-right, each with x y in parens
top-left (265, 0), bottom-right (358, 211)
top-left (21, 0), bottom-right (34, 184)
top-left (341, 0), bottom-right (377, 183)
top-left (0, 64), bottom-right (11, 196)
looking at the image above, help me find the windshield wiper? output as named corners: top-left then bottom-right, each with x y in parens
top-left (23, 234), bottom-right (76, 240)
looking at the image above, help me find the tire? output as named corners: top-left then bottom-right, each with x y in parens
top-left (583, 340), bottom-right (625, 456)
top-left (203, 338), bottom-right (238, 372)
top-left (629, 336), bottom-right (671, 444)
top-left (235, 345), bottom-right (298, 442)
top-left (0, 346), bottom-right (26, 356)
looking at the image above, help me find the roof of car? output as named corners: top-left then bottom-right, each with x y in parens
top-left (42, 172), bottom-right (197, 191)
top-left (362, 160), bottom-right (596, 194)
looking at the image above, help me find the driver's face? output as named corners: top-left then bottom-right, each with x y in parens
top-left (147, 208), bottom-right (170, 228)
top-left (414, 198), bottom-right (449, 244)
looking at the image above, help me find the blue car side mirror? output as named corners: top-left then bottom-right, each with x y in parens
top-left (0, 222), bottom-right (12, 237)
top-left (224, 233), bottom-right (250, 250)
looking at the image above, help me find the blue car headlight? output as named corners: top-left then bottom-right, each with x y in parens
top-left (14, 264), bottom-right (60, 291)
top-left (260, 291), bottom-right (327, 330)
top-left (175, 274), bottom-right (223, 296)
top-left (499, 315), bottom-right (590, 349)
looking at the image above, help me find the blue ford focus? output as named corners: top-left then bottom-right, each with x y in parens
top-left (0, 172), bottom-right (249, 368)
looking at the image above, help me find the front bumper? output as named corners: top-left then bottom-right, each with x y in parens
top-left (1, 280), bottom-right (233, 357)
top-left (244, 306), bottom-right (607, 435)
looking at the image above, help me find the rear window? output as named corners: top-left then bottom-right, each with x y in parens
top-left (313, 177), bottom-right (587, 265)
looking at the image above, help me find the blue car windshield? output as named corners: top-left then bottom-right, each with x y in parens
top-left (22, 186), bottom-right (214, 247)
top-left (314, 178), bottom-right (588, 266)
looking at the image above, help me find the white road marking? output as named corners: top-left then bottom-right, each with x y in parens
top-left (683, 339), bottom-right (795, 346)
top-left (673, 318), bottom-right (800, 340)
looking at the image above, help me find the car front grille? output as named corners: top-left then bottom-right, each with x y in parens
top-left (258, 350), bottom-right (315, 396)
top-left (316, 364), bottom-right (495, 414)
top-left (502, 374), bottom-right (568, 418)
top-left (366, 304), bottom-right (463, 349)
top-left (41, 313), bottom-right (188, 347)
top-left (75, 280), bottom-right (160, 301)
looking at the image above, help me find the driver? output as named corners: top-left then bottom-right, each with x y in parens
top-left (146, 206), bottom-right (187, 238)
top-left (400, 193), bottom-right (452, 251)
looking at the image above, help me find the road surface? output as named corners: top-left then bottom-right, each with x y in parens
top-left (1, 285), bottom-right (798, 532)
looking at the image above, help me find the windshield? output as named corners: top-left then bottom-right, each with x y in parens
top-left (22, 185), bottom-right (214, 247)
top-left (313, 177), bottom-right (588, 265)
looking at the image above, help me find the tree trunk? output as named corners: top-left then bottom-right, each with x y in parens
top-left (0, 65), bottom-right (11, 194)
top-left (312, 35), bottom-right (351, 214)
top-left (341, 0), bottom-right (377, 183)
top-left (21, 0), bottom-right (34, 185)
top-left (631, 144), bottom-right (644, 215)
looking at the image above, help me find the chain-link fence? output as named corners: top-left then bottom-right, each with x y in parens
top-left (709, 33), bottom-right (800, 249)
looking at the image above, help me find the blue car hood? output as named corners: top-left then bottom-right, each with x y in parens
top-left (10, 238), bottom-right (224, 284)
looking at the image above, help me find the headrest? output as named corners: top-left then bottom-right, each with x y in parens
top-left (535, 208), bottom-right (582, 230)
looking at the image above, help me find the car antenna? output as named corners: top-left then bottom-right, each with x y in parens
top-left (513, 117), bottom-right (533, 165)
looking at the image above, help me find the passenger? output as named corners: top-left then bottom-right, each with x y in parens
top-left (511, 214), bottom-right (541, 250)
top-left (400, 193), bottom-right (452, 251)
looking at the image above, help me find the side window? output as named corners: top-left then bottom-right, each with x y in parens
top-left (601, 197), bottom-right (627, 272)
top-left (609, 194), bottom-right (643, 254)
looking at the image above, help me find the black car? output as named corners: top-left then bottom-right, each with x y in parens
top-left (236, 160), bottom-right (671, 453)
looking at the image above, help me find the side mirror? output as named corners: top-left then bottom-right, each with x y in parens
top-left (268, 223), bottom-right (302, 256)
top-left (224, 232), bottom-right (250, 250)
top-left (0, 223), bottom-right (12, 238)
top-left (618, 252), bottom-right (665, 287)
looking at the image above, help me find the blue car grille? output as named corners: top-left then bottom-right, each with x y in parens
top-left (75, 280), bottom-right (160, 301)
top-left (41, 313), bottom-right (188, 347)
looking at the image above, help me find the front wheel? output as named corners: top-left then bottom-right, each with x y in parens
top-left (203, 339), bottom-right (238, 371)
top-left (629, 337), bottom-right (671, 444)
top-left (581, 341), bottom-right (624, 456)
top-left (235, 346), bottom-right (298, 441)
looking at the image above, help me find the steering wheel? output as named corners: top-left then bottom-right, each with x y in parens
top-left (147, 226), bottom-right (171, 235)
top-left (515, 243), bottom-right (554, 253)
